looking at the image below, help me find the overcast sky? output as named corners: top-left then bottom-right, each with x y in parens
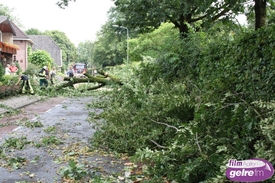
top-left (1, 0), bottom-right (114, 46)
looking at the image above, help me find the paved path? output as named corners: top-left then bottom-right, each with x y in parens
top-left (0, 95), bottom-right (41, 115)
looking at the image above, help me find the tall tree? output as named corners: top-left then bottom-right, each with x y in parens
top-left (0, 4), bottom-right (22, 26)
top-left (92, 22), bottom-right (125, 67)
top-left (254, 0), bottom-right (267, 29)
top-left (240, 0), bottom-right (270, 30)
top-left (76, 41), bottom-right (94, 66)
top-left (25, 28), bottom-right (43, 35)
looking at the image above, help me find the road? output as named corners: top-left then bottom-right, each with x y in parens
top-left (0, 97), bottom-right (66, 136)
top-left (0, 96), bottom-right (126, 182)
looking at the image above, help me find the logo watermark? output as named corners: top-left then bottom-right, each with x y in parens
top-left (226, 158), bottom-right (274, 182)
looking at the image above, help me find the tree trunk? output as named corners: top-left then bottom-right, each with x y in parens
top-left (254, 0), bottom-right (267, 30)
top-left (179, 14), bottom-right (190, 38)
top-left (57, 70), bottom-right (123, 90)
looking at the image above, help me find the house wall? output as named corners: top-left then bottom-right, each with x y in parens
top-left (14, 40), bottom-right (28, 71)
top-left (2, 33), bottom-right (13, 43)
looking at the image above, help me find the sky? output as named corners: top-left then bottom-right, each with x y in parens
top-left (1, 0), bottom-right (114, 46)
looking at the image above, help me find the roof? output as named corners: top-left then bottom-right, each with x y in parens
top-left (75, 63), bottom-right (86, 65)
top-left (10, 21), bottom-right (34, 44)
top-left (0, 16), bottom-right (16, 35)
top-left (28, 35), bottom-right (62, 67)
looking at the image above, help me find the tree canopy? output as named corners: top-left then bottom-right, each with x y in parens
top-left (25, 28), bottom-right (43, 35)
top-left (28, 50), bottom-right (54, 68)
top-left (91, 22), bottom-right (126, 67)
top-left (76, 41), bottom-right (94, 66)
top-left (0, 3), bottom-right (22, 26)
top-left (112, 0), bottom-right (246, 36)
top-left (56, 0), bottom-right (76, 8)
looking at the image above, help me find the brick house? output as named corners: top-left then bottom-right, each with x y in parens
top-left (0, 16), bottom-right (35, 72)
top-left (28, 35), bottom-right (62, 68)
top-left (11, 21), bottom-right (34, 71)
top-left (0, 16), bottom-right (19, 68)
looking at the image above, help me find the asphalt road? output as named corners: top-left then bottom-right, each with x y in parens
top-left (0, 97), bottom-right (66, 137)
top-left (0, 96), bottom-right (126, 182)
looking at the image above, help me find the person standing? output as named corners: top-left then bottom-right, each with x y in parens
top-left (67, 65), bottom-right (74, 78)
top-left (9, 63), bottom-right (18, 75)
top-left (16, 74), bottom-right (34, 94)
top-left (38, 66), bottom-right (49, 87)
top-left (5, 64), bottom-right (11, 75)
top-left (49, 67), bottom-right (56, 85)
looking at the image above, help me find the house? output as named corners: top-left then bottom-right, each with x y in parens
top-left (11, 21), bottom-right (34, 71)
top-left (28, 35), bottom-right (62, 68)
top-left (0, 16), bottom-right (19, 68)
top-left (0, 16), bottom-right (34, 72)
top-left (0, 16), bottom-right (62, 72)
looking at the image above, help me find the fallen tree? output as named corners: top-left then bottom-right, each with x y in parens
top-left (57, 70), bottom-right (123, 90)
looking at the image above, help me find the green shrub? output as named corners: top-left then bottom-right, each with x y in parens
top-left (0, 75), bottom-right (18, 86)
top-left (28, 50), bottom-right (53, 68)
top-left (23, 63), bottom-right (40, 76)
top-left (0, 63), bottom-right (4, 81)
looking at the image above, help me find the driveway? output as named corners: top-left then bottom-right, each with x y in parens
top-left (0, 96), bottom-right (126, 182)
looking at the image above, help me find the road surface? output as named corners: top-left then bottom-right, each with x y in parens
top-left (0, 96), bottom-right (126, 182)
